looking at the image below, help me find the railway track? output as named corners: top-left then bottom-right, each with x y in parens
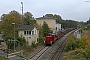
top-left (28, 30), bottom-right (75, 60)
top-left (28, 46), bottom-right (49, 60)
top-left (50, 30), bottom-right (75, 60)
top-left (50, 39), bottom-right (66, 60)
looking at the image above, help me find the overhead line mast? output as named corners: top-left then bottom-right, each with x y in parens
top-left (21, 2), bottom-right (23, 24)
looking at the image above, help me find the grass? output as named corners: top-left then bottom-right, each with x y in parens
top-left (0, 56), bottom-right (10, 60)
top-left (20, 43), bottom-right (44, 58)
top-left (63, 49), bottom-right (86, 60)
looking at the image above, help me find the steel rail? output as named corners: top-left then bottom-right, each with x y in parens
top-left (29, 46), bottom-right (49, 60)
top-left (50, 38), bottom-right (66, 60)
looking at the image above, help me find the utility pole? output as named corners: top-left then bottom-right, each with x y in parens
top-left (12, 23), bottom-right (15, 52)
top-left (21, 2), bottom-right (23, 24)
top-left (85, 0), bottom-right (89, 2)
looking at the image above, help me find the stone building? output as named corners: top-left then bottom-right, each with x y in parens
top-left (17, 25), bottom-right (39, 46)
top-left (36, 16), bottom-right (61, 33)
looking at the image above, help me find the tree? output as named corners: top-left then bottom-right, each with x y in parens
top-left (34, 23), bottom-right (44, 43)
top-left (87, 18), bottom-right (90, 24)
top-left (45, 14), bottom-right (62, 23)
top-left (0, 10), bottom-right (21, 40)
top-left (53, 14), bottom-right (62, 23)
top-left (42, 21), bottom-right (50, 36)
top-left (60, 20), bottom-right (78, 29)
top-left (23, 12), bottom-right (35, 25)
top-left (45, 14), bottom-right (54, 18)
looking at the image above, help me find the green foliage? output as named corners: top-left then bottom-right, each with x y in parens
top-left (45, 14), bottom-right (78, 29)
top-left (61, 20), bottom-right (78, 29)
top-left (86, 18), bottom-right (90, 24)
top-left (0, 11), bottom-right (35, 41)
top-left (17, 37), bottom-right (26, 46)
top-left (83, 18), bottom-right (90, 31)
top-left (83, 47), bottom-right (90, 60)
top-left (39, 27), bottom-right (45, 43)
top-left (31, 41), bottom-right (37, 48)
top-left (0, 56), bottom-right (9, 60)
top-left (42, 21), bottom-right (50, 36)
top-left (23, 12), bottom-right (35, 25)
top-left (53, 14), bottom-right (62, 23)
top-left (0, 30), bottom-right (1, 34)
top-left (86, 24), bottom-right (90, 30)
top-left (34, 23), bottom-right (45, 43)
top-left (45, 14), bottom-right (54, 18)
top-left (39, 36), bottom-right (45, 43)
top-left (65, 34), bottom-right (90, 60)
top-left (1, 10), bottom-right (21, 40)
top-left (65, 47), bottom-right (90, 60)
top-left (66, 35), bottom-right (80, 51)
top-left (7, 37), bottom-right (26, 50)
top-left (64, 49), bottom-right (86, 60)
top-left (66, 34), bottom-right (90, 51)
top-left (45, 14), bottom-right (62, 23)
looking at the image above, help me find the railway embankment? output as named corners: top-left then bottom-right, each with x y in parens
top-left (63, 30), bottom-right (90, 60)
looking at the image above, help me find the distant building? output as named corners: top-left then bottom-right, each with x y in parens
top-left (55, 23), bottom-right (61, 32)
top-left (17, 25), bottom-right (39, 46)
top-left (36, 16), bottom-right (61, 33)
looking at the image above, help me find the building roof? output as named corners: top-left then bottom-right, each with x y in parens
top-left (17, 25), bottom-right (35, 31)
top-left (36, 16), bottom-right (54, 20)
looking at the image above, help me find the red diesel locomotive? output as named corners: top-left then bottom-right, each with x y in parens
top-left (44, 28), bottom-right (74, 45)
top-left (45, 33), bottom-right (57, 45)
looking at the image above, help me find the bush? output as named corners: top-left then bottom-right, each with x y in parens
top-left (83, 47), bottom-right (90, 60)
top-left (39, 37), bottom-right (45, 43)
top-left (66, 35), bottom-right (80, 51)
top-left (17, 37), bottom-right (26, 46)
top-left (65, 32), bottom-right (90, 60)
top-left (66, 34), bottom-right (90, 51)
top-left (31, 41), bottom-right (37, 48)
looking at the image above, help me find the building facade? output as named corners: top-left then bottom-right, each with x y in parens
top-left (55, 23), bottom-right (61, 32)
top-left (17, 25), bottom-right (39, 46)
top-left (36, 16), bottom-right (61, 33)
top-left (36, 16), bottom-right (56, 33)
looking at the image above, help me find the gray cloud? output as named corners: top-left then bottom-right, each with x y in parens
top-left (0, 0), bottom-right (90, 22)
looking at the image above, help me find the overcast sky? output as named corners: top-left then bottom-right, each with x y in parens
top-left (0, 0), bottom-right (90, 22)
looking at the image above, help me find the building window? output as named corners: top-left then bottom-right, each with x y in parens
top-left (29, 31), bottom-right (31, 35)
top-left (27, 31), bottom-right (29, 35)
top-left (24, 31), bottom-right (26, 35)
top-left (24, 31), bottom-right (32, 35)
top-left (32, 31), bottom-right (34, 35)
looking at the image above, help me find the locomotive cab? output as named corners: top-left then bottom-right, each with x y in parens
top-left (45, 33), bottom-right (57, 45)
